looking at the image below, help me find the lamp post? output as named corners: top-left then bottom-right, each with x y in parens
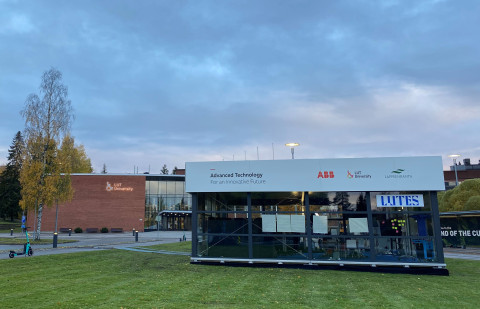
top-left (285, 143), bottom-right (299, 159)
top-left (448, 154), bottom-right (461, 187)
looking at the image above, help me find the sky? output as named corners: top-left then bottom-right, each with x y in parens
top-left (1, 0), bottom-right (479, 173)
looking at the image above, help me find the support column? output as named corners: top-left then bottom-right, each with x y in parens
top-left (430, 191), bottom-right (445, 263)
top-left (248, 192), bottom-right (253, 259)
top-left (366, 192), bottom-right (376, 262)
top-left (305, 192), bottom-right (313, 260)
top-left (191, 193), bottom-right (198, 258)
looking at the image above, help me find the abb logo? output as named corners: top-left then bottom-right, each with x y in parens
top-left (317, 171), bottom-right (335, 179)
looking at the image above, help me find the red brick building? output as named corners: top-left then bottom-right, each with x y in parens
top-left (27, 174), bottom-right (147, 232)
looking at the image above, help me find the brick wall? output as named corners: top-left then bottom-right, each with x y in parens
top-left (26, 175), bottom-right (146, 232)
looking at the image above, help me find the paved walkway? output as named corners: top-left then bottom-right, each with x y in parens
top-left (3, 231), bottom-right (480, 261)
top-left (444, 247), bottom-right (480, 261)
top-left (0, 231), bottom-right (191, 260)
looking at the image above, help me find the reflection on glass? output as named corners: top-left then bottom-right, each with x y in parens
top-left (252, 192), bottom-right (304, 212)
top-left (197, 235), bottom-right (249, 258)
top-left (197, 192), bottom-right (248, 211)
top-left (252, 236), bottom-right (308, 260)
top-left (309, 192), bottom-right (367, 212)
top-left (197, 213), bottom-right (249, 234)
top-left (311, 238), bottom-right (370, 261)
top-left (372, 213), bottom-right (433, 237)
top-left (374, 237), bottom-right (437, 262)
top-left (166, 181), bottom-right (176, 194)
top-left (175, 181), bottom-right (184, 194)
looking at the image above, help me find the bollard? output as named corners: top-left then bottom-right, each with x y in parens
top-left (53, 232), bottom-right (58, 248)
top-left (135, 230), bottom-right (138, 242)
top-left (68, 228), bottom-right (72, 236)
top-left (10, 229), bottom-right (13, 236)
top-left (133, 228), bottom-right (135, 236)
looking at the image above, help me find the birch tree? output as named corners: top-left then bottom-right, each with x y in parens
top-left (20, 68), bottom-right (74, 239)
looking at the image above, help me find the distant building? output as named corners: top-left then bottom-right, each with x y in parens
top-left (173, 168), bottom-right (185, 175)
top-left (444, 158), bottom-right (480, 189)
top-left (26, 174), bottom-right (191, 232)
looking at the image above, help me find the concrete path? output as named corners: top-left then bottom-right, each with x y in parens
top-left (0, 231), bottom-right (191, 260)
top-left (444, 247), bottom-right (480, 261)
top-left (3, 231), bottom-right (480, 261)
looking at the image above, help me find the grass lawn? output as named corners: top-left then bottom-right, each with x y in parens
top-left (1, 243), bottom-right (479, 308)
top-left (0, 219), bottom-right (22, 233)
top-left (137, 241), bottom-right (192, 252)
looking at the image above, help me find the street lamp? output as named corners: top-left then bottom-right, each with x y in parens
top-left (285, 143), bottom-right (299, 159)
top-left (448, 154), bottom-right (461, 187)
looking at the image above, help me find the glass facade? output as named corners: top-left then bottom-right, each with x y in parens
top-left (145, 176), bottom-right (192, 231)
top-left (192, 191), bottom-right (444, 265)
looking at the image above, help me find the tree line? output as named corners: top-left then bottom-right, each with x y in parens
top-left (438, 179), bottom-right (480, 212)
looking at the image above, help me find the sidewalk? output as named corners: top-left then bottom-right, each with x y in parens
top-left (443, 247), bottom-right (480, 261)
top-left (0, 230), bottom-right (191, 260)
top-left (3, 231), bottom-right (480, 261)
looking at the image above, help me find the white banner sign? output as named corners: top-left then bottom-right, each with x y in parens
top-left (376, 194), bottom-right (425, 207)
top-left (186, 156), bottom-right (444, 192)
top-left (313, 216), bottom-right (328, 234)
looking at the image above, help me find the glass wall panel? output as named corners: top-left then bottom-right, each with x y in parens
top-left (370, 192), bottom-right (431, 211)
top-left (372, 213), bottom-right (434, 237)
top-left (159, 181), bottom-right (167, 194)
top-left (252, 236), bottom-right (308, 260)
top-left (197, 235), bottom-right (249, 258)
top-left (312, 237), bottom-right (370, 261)
top-left (148, 181), bottom-right (160, 195)
top-left (175, 181), bottom-right (185, 195)
top-left (166, 181), bottom-right (176, 194)
top-left (310, 213), bottom-right (369, 236)
top-left (252, 192), bottom-right (304, 213)
top-left (197, 213), bottom-right (249, 234)
top-left (374, 237), bottom-right (437, 262)
top-left (145, 178), bottom-right (192, 231)
top-left (197, 192), bottom-right (248, 211)
top-left (309, 192), bottom-right (368, 212)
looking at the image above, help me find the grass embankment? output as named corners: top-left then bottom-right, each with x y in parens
top-left (137, 241), bottom-right (191, 252)
top-left (0, 219), bottom-right (22, 233)
top-left (1, 242), bottom-right (479, 308)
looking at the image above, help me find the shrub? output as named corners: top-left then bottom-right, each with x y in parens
top-left (74, 227), bottom-right (83, 233)
top-left (101, 227), bottom-right (108, 233)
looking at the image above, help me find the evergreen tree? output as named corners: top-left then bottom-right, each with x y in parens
top-left (333, 192), bottom-right (351, 210)
top-left (161, 164), bottom-right (169, 175)
top-left (356, 193), bottom-right (367, 211)
top-left (0, 131), bottom-right (24, 221)
top-left (102, 163), bottom-right (107, 174)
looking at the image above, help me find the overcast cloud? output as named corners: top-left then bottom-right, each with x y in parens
top-left (1, 0), bottom-right (479, 173)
